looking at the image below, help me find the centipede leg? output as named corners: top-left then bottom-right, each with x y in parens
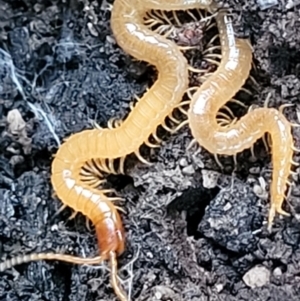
top-left (240, 87), bottom-right (252, 95)
top-left (188, 66), bottom-right (208, 73)
top-left (178, 45), bottom-right (198, 51)
top-left (187, 138), bottom-right (198, 150)
top-left (229, 98), bottom-right (247, 108)
top-left (268, 205), bottom-right (290, 232)
top-left (92, 120), bottom-right (102, 130)
top-left (214, 154), bottom-right (224, 170)
top-left (68, 211), bottom-right (79, 220)
top-left (145, 138), bottom-right (160, 148)
top-left (172, 10), bottom-right (181, 26)
top-left (56, 204), bottom-right (67, 214)
top-left (109, 251), bottom-right (128, 301)
top-left (134, 149), bottom-right (152, 166)
top-left (151, 131), bottom-right (162, 144)
top-left (161, 121), bottom-right (174, 132)
top-left (292, 145), bottom-right (300, 153)
top-left (171, 119), bottom-right (189, 133)
top-left (167, 112), bottom-right (181, 124)
top-left (118, 157), bottom-right (126, 174)
top-left (85, 218), bottom-right (92, 231)
top-left (202, 45), bottom-right (221, 54)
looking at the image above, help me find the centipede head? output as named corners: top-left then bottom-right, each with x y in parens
top-left (95, 203), bottom-right (125, 260)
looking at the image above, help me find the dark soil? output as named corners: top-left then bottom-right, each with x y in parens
top-left (1, 0), bottom-right (300, 300)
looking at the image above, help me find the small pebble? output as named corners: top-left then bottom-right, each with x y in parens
top-left (179, 157), bottom-right (188, 167)
top-left (243, 265), bottom-right (270, 288)
top-left (202, 169), bottom-right (220, 189)
top-left (182, 165), bottom-right (195, 176)
top-left (249, 167), bottom-right (261, 175)
top-left (253, 184), bottom-right (268, 200)
top-left (256, 0), bottom-right (278, 10)
top-left (273, 267), bottom-right (282, 278)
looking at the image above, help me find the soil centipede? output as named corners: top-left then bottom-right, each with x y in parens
top-left (0, 1), bottom-right (218, 301)
top-left (187, 5), bottom-right (296, 229)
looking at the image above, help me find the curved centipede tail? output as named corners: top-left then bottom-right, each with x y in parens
top-left (109, 251), bottom-right (129, 301)
top-left (0, 253), bottom-right (103, 272)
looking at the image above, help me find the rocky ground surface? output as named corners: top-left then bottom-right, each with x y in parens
top-left (0, 0), bottom-right (300, 300)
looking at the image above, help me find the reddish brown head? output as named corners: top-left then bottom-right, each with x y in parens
top-left (95, 204), bottom-right (125, 260)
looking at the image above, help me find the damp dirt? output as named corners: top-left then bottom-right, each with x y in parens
top-left (0, 0), bottom-right (300, 300)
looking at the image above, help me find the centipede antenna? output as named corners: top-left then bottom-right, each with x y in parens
top-left (109, 251), bottom-right (129, 301)
top-left (0, 253), bottom-right (104, 272)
